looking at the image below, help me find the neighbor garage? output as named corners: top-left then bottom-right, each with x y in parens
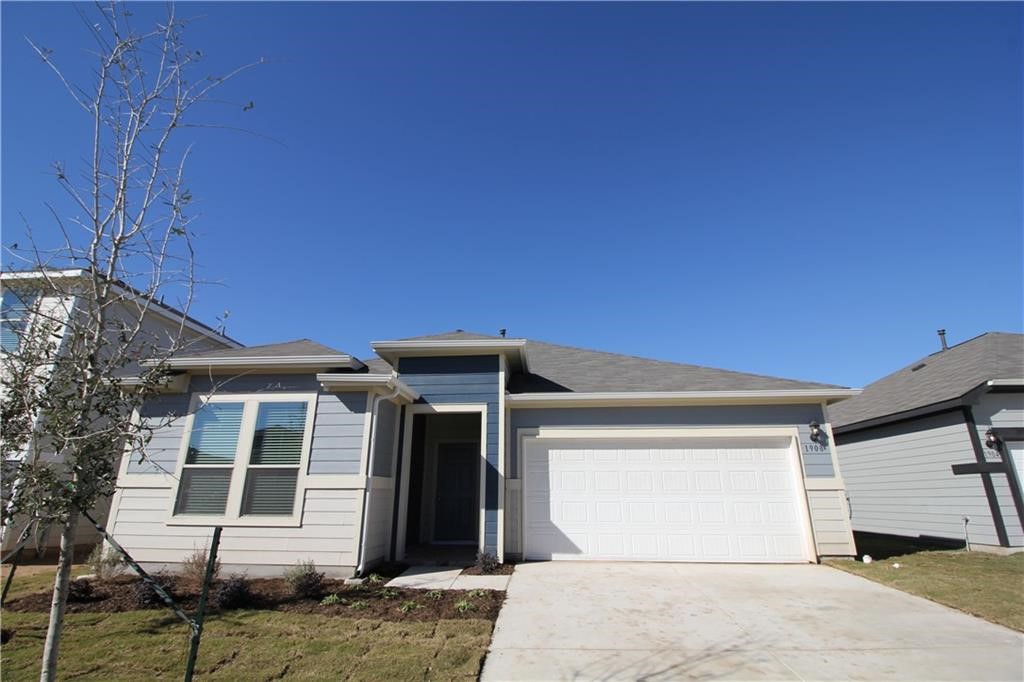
top-left (519, 431), bottom-right (816, 563)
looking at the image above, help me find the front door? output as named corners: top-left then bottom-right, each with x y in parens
top-left (434, 442), bottom-right (478, 542)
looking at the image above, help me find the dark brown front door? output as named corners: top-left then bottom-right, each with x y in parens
top-left (434, 442), bottom-right (478, 542)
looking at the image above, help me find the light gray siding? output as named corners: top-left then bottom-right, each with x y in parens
top-left (836, 411), bottom-right (1006, 546)
top-left (971, 393), bottom-right (1024, 546)
top-left (110, 487), bottom-right (360, 575)
top-left (309, 393), bottom-right (368, 475)
top-left (509, 404), bottom-right (830, 478)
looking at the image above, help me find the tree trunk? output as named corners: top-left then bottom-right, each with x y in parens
top-left (39, 512), bottom-right (79, 682)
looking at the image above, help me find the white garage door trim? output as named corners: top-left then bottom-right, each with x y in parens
top-left (519, 426), bottom-right (817, 563)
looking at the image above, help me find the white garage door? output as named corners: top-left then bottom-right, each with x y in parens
top-left (523, 436), bottom-right (814, 563)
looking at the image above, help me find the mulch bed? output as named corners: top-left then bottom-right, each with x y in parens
top-left (461, 563), bottom-right (515, 576)
top-left (4, 574), bottom-right (504, 622)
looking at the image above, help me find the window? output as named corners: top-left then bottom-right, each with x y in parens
top-left (1, 288), bottom-right (36, 353)
top-left (172, 394), bottom-right (315, 523)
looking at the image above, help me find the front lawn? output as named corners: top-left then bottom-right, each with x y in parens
top-left (0, 569), bottom-right (499, 680)
top-left (827, 550), bottom-right (1024, 632)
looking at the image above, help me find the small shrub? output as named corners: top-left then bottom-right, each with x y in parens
top-left (348, 599), bottom-right (369, 610)
top-left (425, 589), bottom-right (444, 601)
top-left (284, 560), bottom-right (325, 599)
top-left (467, 589), bottom-right (488, 599)
top-left (67, 578), bottom-right (94, 603)
top-left (474, 551), bottom-right (500, 575)
top-left (320, 593), bottom-right (344, 606)
top-left (399, 600), bottom-right (420, 613)
top-left (367, 573), bottom-right (385, 584)
top-left (180, 548), bottom-right (221, 590)
top-left (86, 544), bottom-right (123, 580)
top-left (379, 588), bottom-right (399, 600)
top-left (213, 575), bottom-right (253, 610)
top-left (455, 599), bottom-right (476, 613)
top-left (132, 572), bottom-right (175, 609)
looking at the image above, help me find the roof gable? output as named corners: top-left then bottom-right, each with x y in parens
top-left (174, 339), bottom-right (348, 359)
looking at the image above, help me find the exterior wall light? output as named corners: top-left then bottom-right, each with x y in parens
top-left (985, 429), bottom-right (1002, 450)
top-left (809, 421), bottom-right (823, 444)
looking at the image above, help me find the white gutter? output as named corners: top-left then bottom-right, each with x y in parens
top-left (506, 388), bottom-right (862, 407)
top-left (988, 379), bottom-right (1024, 388)
top-left (354, 383), bottom-right (402, 578)
top-left (142, 355), bottom-right (364, 371)
top-left (317, 373), bottom-right (419, 402)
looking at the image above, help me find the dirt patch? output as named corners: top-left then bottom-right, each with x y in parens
top-left (462, 563), bottom-right (515, 576)
top-left (4, 575), bottom-right (504, 622)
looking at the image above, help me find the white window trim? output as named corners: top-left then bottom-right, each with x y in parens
top-left (165, 391), bottom-right (318, 527)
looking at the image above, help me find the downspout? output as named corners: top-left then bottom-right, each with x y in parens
top-left (354, 379), bottom-right (401, 578)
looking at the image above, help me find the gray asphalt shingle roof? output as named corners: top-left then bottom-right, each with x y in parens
top-left (403, 331), bottom-right (845, 393)
top-left (829, 332), bottom-right (1024, 430)
top-left (173, 339), bottom-right (350, 359)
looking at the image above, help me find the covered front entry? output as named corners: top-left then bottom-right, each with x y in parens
top-left (521, 432), bottom-right (815, 563)
top-left (402, 412), bottom-right (483, 557)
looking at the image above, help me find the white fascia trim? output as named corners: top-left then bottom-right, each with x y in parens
top-left (370, 339), bottom-right (529, 372)
top-left (316, 373), bottom-right (419, 402)
top-left (988, 379), bottom-right (1024, 388)
top-left (507, 389), bottom-right (862, 407)
top-left (147, 355), bottom-right (364, 371)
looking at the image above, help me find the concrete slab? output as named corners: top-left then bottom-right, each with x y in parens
top-left (450, 573), bottom-right (511, 591)
top-left (385, 565), bottom-right (462, 590)
top-left (482, 562), bottom-right (1024, 681)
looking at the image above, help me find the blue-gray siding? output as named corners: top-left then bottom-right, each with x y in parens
top-left (127, 393), bottom-right (193, 474)
top-left (372, 399), bottom-right (398, 477)
top-left (126, 374), bottom-right (368, 477)
top-left (509, 404), bottom-right (832, 478)
top-left (399, 355), bottom-right (501, 553)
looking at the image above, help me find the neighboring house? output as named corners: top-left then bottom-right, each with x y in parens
top-left (831, 332), bottom-right (1024, 553)
top-left (107, 331), bottom-right (859, 576)
top-left (0, 269), bottom-right (240, 553)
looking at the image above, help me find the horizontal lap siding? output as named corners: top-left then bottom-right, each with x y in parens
top-left (110, 488), bottom-right (360, 571)
top-left (836, 411), bottom-right (1002, 546)
top-left (399, 356), bottom-right (500, 554)
top-left (362, 484), bottom-right (394, 566)
top-left (127, 394), bottom-right (191, 474)
top-left (309, 393), bottom-right (368, 475)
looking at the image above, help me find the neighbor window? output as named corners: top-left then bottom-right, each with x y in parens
top-left (172, 395), bottom-right (314, 522)
top-left (1, 288), bottom-right (36, 353)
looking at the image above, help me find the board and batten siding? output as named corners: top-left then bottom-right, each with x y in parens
top-left (971, 393), bottom-right (1024, 547)
top-left (398, 355), bottom-right (501, 554)
top-left (836, 410), bottom-right (1008, 547)
top-left (110, 487), bottom-right (360, 575)
top-left (111, 374), bottom-right (374, 575)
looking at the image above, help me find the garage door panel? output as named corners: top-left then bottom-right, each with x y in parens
top-left (524, 438), bottom-right (813, 563)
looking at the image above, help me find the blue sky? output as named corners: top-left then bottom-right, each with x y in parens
top-left (3, 2), bottom-right (1021, 388)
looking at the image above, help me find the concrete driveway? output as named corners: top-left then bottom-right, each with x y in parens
top-left (482, 562), bottom-right (1024, 681)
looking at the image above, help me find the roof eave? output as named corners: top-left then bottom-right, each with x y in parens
top-left (507, 389), bottom-right (861, 408)
top-left (316, 372), bottom-right (419, 402)
top-left (145, 355), bottom-right (365, 372)
top-left (370, 339), bottom-right (530, 373)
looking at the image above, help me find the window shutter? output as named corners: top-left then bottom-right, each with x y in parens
top-left (175, 469), bottom-right (232, 515)
top-left (241, 469), bottom-right (299, 515)
top-left (186, 403), bottom-right (244, 464)
top-left (249, 402), bottom-right (307, 465)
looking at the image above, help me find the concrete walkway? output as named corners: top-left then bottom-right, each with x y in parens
top-left (386, 565), bottom-right (512, 591)
top-left (482, 562), bottom-right (1024, 681)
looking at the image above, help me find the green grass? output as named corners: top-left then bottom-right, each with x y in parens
top-left (0, 569), bottom-right (493, 681)
top-left (1, 565), bottom-right (88, 603)
top-left (828, 550), bottom-right (1024, 632)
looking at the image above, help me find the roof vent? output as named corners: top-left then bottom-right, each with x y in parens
top-left (911, 362), bottom-right (927, 372)
top-left (499, 328), bottom-right (507, 338)
top-left (937, 329), bottom-right (949, 351)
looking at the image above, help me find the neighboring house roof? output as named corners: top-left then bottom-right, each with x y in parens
top-left (400, 330), bottom-right (847, 393)
top-left (154, 339), bottom-right (364, 371)
top-left (829, 332), bottom-right (1024, 432)
top-left (173, 339), bottom-right (346, 359)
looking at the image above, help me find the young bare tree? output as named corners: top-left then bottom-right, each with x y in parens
top-left (1, 3), bottom-right (260, 679)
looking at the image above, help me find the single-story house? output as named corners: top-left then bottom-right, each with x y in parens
top-left (107, 331), bottom-right (859, 576)
top-left (831, 331), bottom-right (1024, 553)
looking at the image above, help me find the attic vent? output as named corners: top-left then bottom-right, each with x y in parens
top-left (911, 363), bottom-right (927, 372)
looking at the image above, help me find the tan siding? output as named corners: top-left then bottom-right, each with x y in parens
top-left (806, 490), bottom-right (856, 556)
